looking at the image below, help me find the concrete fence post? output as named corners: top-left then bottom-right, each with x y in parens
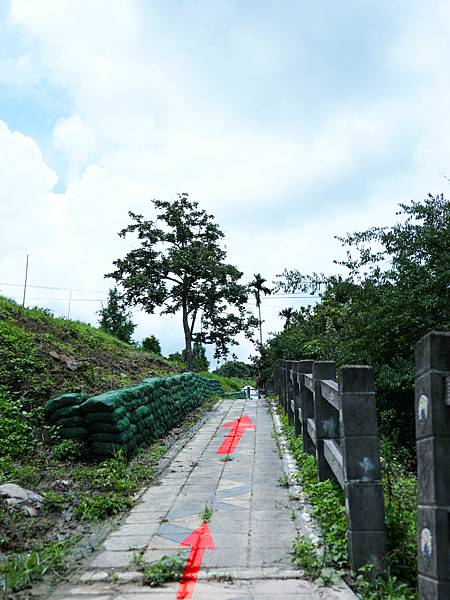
top-left (294, 360), bottom-right (314, 436)
top-left (339, 365), bottom-right (386, 572)
top-left (415, 332), bottom-right (450, 599)
top-left (313, 361), bottom-right (338, 482)
top-left (287, 361), bottom-right (296, 425)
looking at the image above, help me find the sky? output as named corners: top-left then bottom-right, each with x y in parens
top-left (1, 0), bottom-right (450, 366)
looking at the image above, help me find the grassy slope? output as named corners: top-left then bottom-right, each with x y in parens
top-left (0, 296), bottom-right (185, 595)
top-left (0, 295), bottom-right (178, 407)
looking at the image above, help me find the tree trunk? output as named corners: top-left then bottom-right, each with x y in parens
top-left (182, 305), bottom-right (194, 370)
top-left (258, 303), bottom-right (263, 347)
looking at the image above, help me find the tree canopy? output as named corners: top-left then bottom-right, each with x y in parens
top-left (266, 194), bottom-right (450, 450)
top-left (106, 193), bottom-right (255, 369)
top-left (141, 335), bottom-right (161, 355)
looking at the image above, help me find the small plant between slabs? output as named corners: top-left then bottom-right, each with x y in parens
top-left (133, 551), bottom-right (185, 587)
top-left (291, 535), bottom-right (343, 587)
top-left (219, 454), bottom-right (233, 462)
top-left (278, 473), bottom-right (289, 487)
top-left (200, 504), bottom-right (213, 523)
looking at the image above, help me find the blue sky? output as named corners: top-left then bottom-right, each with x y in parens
top-left (0, 0), bottom-right (449, 363)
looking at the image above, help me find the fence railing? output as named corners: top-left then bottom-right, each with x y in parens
top-left (415, 331), bottom-right (450, 599)
top-left (273, 359), bottom-right (387, 572)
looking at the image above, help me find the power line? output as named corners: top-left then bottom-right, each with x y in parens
top-left (4, 295), bottom-right (104, 303)
top-left (0, 281), bottom-right (108, 294)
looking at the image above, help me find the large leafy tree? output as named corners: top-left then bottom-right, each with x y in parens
top-left (98, 287), bottom-right (136, 344)
top-left (269, 194), bottom-right (450, 450)
top-left (106, 194), bottom-right (255, 370)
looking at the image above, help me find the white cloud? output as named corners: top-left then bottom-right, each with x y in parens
top-left (3, 0), bottom-right (450, 360)
top-left (53, 114), bottom-right (97, 179)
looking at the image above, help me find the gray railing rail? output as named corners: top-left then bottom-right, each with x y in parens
top-left (415, 331), bottom-right (450, 599)
top-left (274, 359), bottom-right (386, 572)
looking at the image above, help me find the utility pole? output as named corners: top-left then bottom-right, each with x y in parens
top-left (67, 290), bottom-right (72, 319)
top-left (22, 254), bottom-right (29, 307)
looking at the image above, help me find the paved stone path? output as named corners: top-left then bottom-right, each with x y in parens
top-left (52, 395), bottom-right (354, 599)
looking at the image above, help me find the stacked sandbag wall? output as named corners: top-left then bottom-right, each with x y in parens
top-left (44, 373), bottom-right (223, 456)
top-left (44, 392), bottom-right (88, 440)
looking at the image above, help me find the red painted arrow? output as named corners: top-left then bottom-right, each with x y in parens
top-left (216, 415), bottom-right (256, 455)
top-left (176, 522), bottom-right (215, 599)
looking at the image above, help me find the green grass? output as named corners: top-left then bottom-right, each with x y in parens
top-left (134, 552), bottom-right (186, 587)
top-left (0, 541), bottom-right (67, 596)
top-left (199, 370), bottom-right (255, 392)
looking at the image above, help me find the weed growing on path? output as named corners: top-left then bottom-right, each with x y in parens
top-left (134, 552), bottom-right (185, 587)
top-left (219, 454), bottom-right (233, 462)
top-left (200, 505), bottom-right (213, 523)
top-left (292, 534), bottom-right (343, 587)
top-left (278, 473), bottom-right (289, 487)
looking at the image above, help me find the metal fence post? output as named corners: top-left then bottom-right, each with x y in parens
top-left (313, 361), bottom-right (338, 482)
top-left (340, 365), bottom-right (386, 572)
top-left (415, 332), bottom-right (450, 599)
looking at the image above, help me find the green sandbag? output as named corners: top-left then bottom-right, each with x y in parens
top-left (81, 391), bottom-right (123, 413)
top-left (85, 407), bottom-right (127, 423)
top-left (89, 417), bottom-right (130, 434)
top-left (89, 431), bottom-right (131, 444)
top-left (54, 415), bottom-right (86, 428)
top-left (60, 426), bottom-right (88, 440)
top-left (89, 441), bottom-right (126, 456)
top-left (135, 405), bottom-right (149, 419)
top-left (47, 404), bottom-right (81, 423)
top-left (45, 393), bottom-right (86, 415)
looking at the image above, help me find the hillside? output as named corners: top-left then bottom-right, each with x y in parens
top-left (0, 296), bottom-right (192, 596)
top-left (0, 295), bottom-right (179, 407)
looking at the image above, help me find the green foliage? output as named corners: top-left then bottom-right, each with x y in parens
top-left (271, 194), bottom-right (450, 450)
top-left (192, 342), bottom-right (209, 372)
top-left (74, 491), bottom-right (132, 521)
top-left (281, 413), bottom-right (347, 565)
top-left (200, 504), bottom-right (213, 523)
top-left (141, 335), bottom-right (162, 354)
top-left (216, 360), bottom-right (254, 379)
top-left (199, 370), bottom-right (255, 392)
top-left (0, 541), bottom-right (65, 595)
top-left (43, 491), bottom-right (64, 513)
top-left (0, 389), bottom-right (36, 458)
top-left (98, 287), bottom-right (136, 344)
top-left (134, 552), bottom-right (185, 587)
top-left (0, 317), bottom-right (47, 399)
top-left (352, 564), bottom-right (417, 600)
top-left (291, 535), bottom-right (344, 587)
top-left (106, 193), bottom-right (256, 369)
top-left (50, 439), bottom-right (86, 461)
top-left (278, 473), bottom-right (289, 487)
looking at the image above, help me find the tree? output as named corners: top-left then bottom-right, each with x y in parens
top-left (270, 193), bottom-right (450, 452)
top-left (279, 307), bottom-right (295, 328)
top-left (141, 335), bottom-right (161, 355)
top-left (106, 194), bottom-right (255, 370)
top-left (98, 287), bottom-right (136, 344)
top-left (191, 341), bottom-right (209, 372)
top-left (217, 360), bottom-right (254, 379)
top-left (249, 273), bottom-right (271, 347)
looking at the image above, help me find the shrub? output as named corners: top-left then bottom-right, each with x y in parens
top-left (141, 335), bottom-right (161, 354)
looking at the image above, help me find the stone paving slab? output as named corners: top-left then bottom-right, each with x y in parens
top-left (50, 395), bottom-right (355, 599)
